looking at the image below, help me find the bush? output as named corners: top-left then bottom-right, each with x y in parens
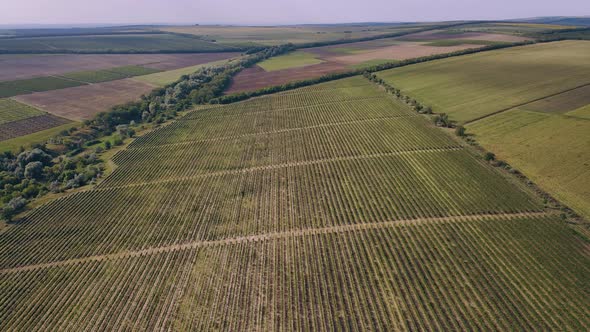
top-left (455, 126), bottom-right (466, 137)
top-left (484, 152), bottom-right (496, 161)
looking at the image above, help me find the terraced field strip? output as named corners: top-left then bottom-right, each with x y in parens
top-left (104, 117), bottom-right (462, 187)
top-left (0, 212), bottom-right (546, 274)
top-left (1, 149), bottom-right (540, 269)
top-left (1, 216), bottom-right (588, 331)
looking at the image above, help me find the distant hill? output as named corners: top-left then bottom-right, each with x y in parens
top-left (512, 16), bottom-right (590, 27)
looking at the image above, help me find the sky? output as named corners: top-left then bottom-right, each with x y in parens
top-left (1, 0), bottom-right (589, 26)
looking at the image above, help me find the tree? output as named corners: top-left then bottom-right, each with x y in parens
top-left (484, 152), bottom-right (496, 161)
top-left (24, 161), bottom-right (43, 180)
top-left (1, 197), bottom-right (27, 221)
top-left (455, 125), bottom-right (466, 137)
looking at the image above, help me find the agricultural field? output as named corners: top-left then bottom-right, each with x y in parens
top-left (0, 53), bottom-right (240, 81)
top-left (0, 98), bottom-right (44, 124)
top-left (133, 58), bottom-right (238, 86)
top-left (159, 24), bottom-right (431, 47)
top-left (2, 75), bottom-right (587, 330)
top-left (258, 51), bottom-right (325, 71)
top-left (468, 101), bottom-right (590, 220)
top-left (0, 76), bottom-right (84, 98)
top-left (60, 65), bottom-right (160, 83)
top-left (374, 39), bottom-right (590, 220)
top-left (13, 78), bottom-right (156, 120)
top-left (376, 40), bottom-right (590, 122)
top-left (226, 29), bottom-right (527, 93)
top-left (0, 98), bottom-right (72, 142)
top-left (0, 33), bottom-right (237, 53)
top-left (0, 114), bottom-right (72, 141)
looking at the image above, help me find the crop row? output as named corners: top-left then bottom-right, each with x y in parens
top-left (131, 97), bottom-right (413, 148)
top-left (0, 150), bottom-right (540, 268)
top-left (108, 117), bottom-right (460, 186)
top-left (1, 216), bottom-right (588, 331)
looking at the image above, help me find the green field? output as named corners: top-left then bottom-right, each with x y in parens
top-left (0, 98), bottom-right (44, 124)
top-left (468, 106), bottom-right (590, 219)
top-left (133, 59), bottom-right (233, 86)
top-left (61, 65), bottom-right (160, 83)
top-left (0, 76), bottom-right (588, 330)
top-left (0, 33), bottom-right (235, 53)
top-left (377, 41), bottom-right (590, 122)
top-left (258, 51), bottom-right (325, 71)
top-left (0, 76), bottom-right (85, 97)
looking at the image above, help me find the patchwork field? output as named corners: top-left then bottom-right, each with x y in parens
top-left (0, 114), bottom-right (71, 141)
top-left (0, 33), bottom-right (236, 53)
top-left (226, 29), bottom-right (526, 93)
top-left (0, 98), bottom-right (44, 124)
top-left (376, 40), bottom-right (590, 122)
top-left (0, 98), bottom-right (72, 143)
top-left (0, 53), bottom-right (240, 81)
top-left (13, 78), bottom-right (156, 120)
top-left (2, 76), bottom-right (588, 330)
top-left (159, 24), bottom-right (429, 47)
top-left (373, 40), bottom-right (590, 220)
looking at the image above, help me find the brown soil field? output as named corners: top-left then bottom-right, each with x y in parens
top-left (14, 79), bottom-right (156, 121)
top-left (226, 62), bottom-right (348, 94)
top-left (328, 43), bottom-right (481, 64)
top-left (0, 114), bottom-right (71, 141)
top-left (399, 30), bottom-right (530, 42)
top-left (0, 53), bottom-right (239, 82)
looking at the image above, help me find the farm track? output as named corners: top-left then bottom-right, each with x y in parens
top-left (0, 211), bottom-right (547, 274)
top-left (98, 146), bottom-right (464, 190)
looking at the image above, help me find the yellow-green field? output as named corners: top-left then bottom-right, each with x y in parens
top-left (133, 59), bottom-right (235, 86)
top-left (376, 41), bottom-right (590, 123)
top-left (257, 51), bottom-right (324, 71)
top-left (468, 106), bottom-right (590, 219)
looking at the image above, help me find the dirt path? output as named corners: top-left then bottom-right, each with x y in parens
top-left (0, 211), bottom-right (548, 274)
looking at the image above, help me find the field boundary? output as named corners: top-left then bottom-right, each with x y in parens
top-left (0, 211), bottom-right (549, 274)
top-left (464, 81), bottom-right (590, 125)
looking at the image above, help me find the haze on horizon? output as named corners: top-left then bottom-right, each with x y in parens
top-left (2, 0), bottom-right (589, 26)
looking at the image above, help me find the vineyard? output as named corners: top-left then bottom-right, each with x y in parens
top-left (0, 76), bottom-right (588, 330)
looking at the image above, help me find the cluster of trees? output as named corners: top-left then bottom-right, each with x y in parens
top-left (0, 148), bottom-right (102, 220)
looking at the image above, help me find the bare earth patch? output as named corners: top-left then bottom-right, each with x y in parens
top-left (327, 42), bottom-right (481, 64)
top-left (226, 62), bottom-right (348, 94)
top-left (0, 53), bottom-right (239, 81)
top-left (14, 79), bottom-right (156, 121)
